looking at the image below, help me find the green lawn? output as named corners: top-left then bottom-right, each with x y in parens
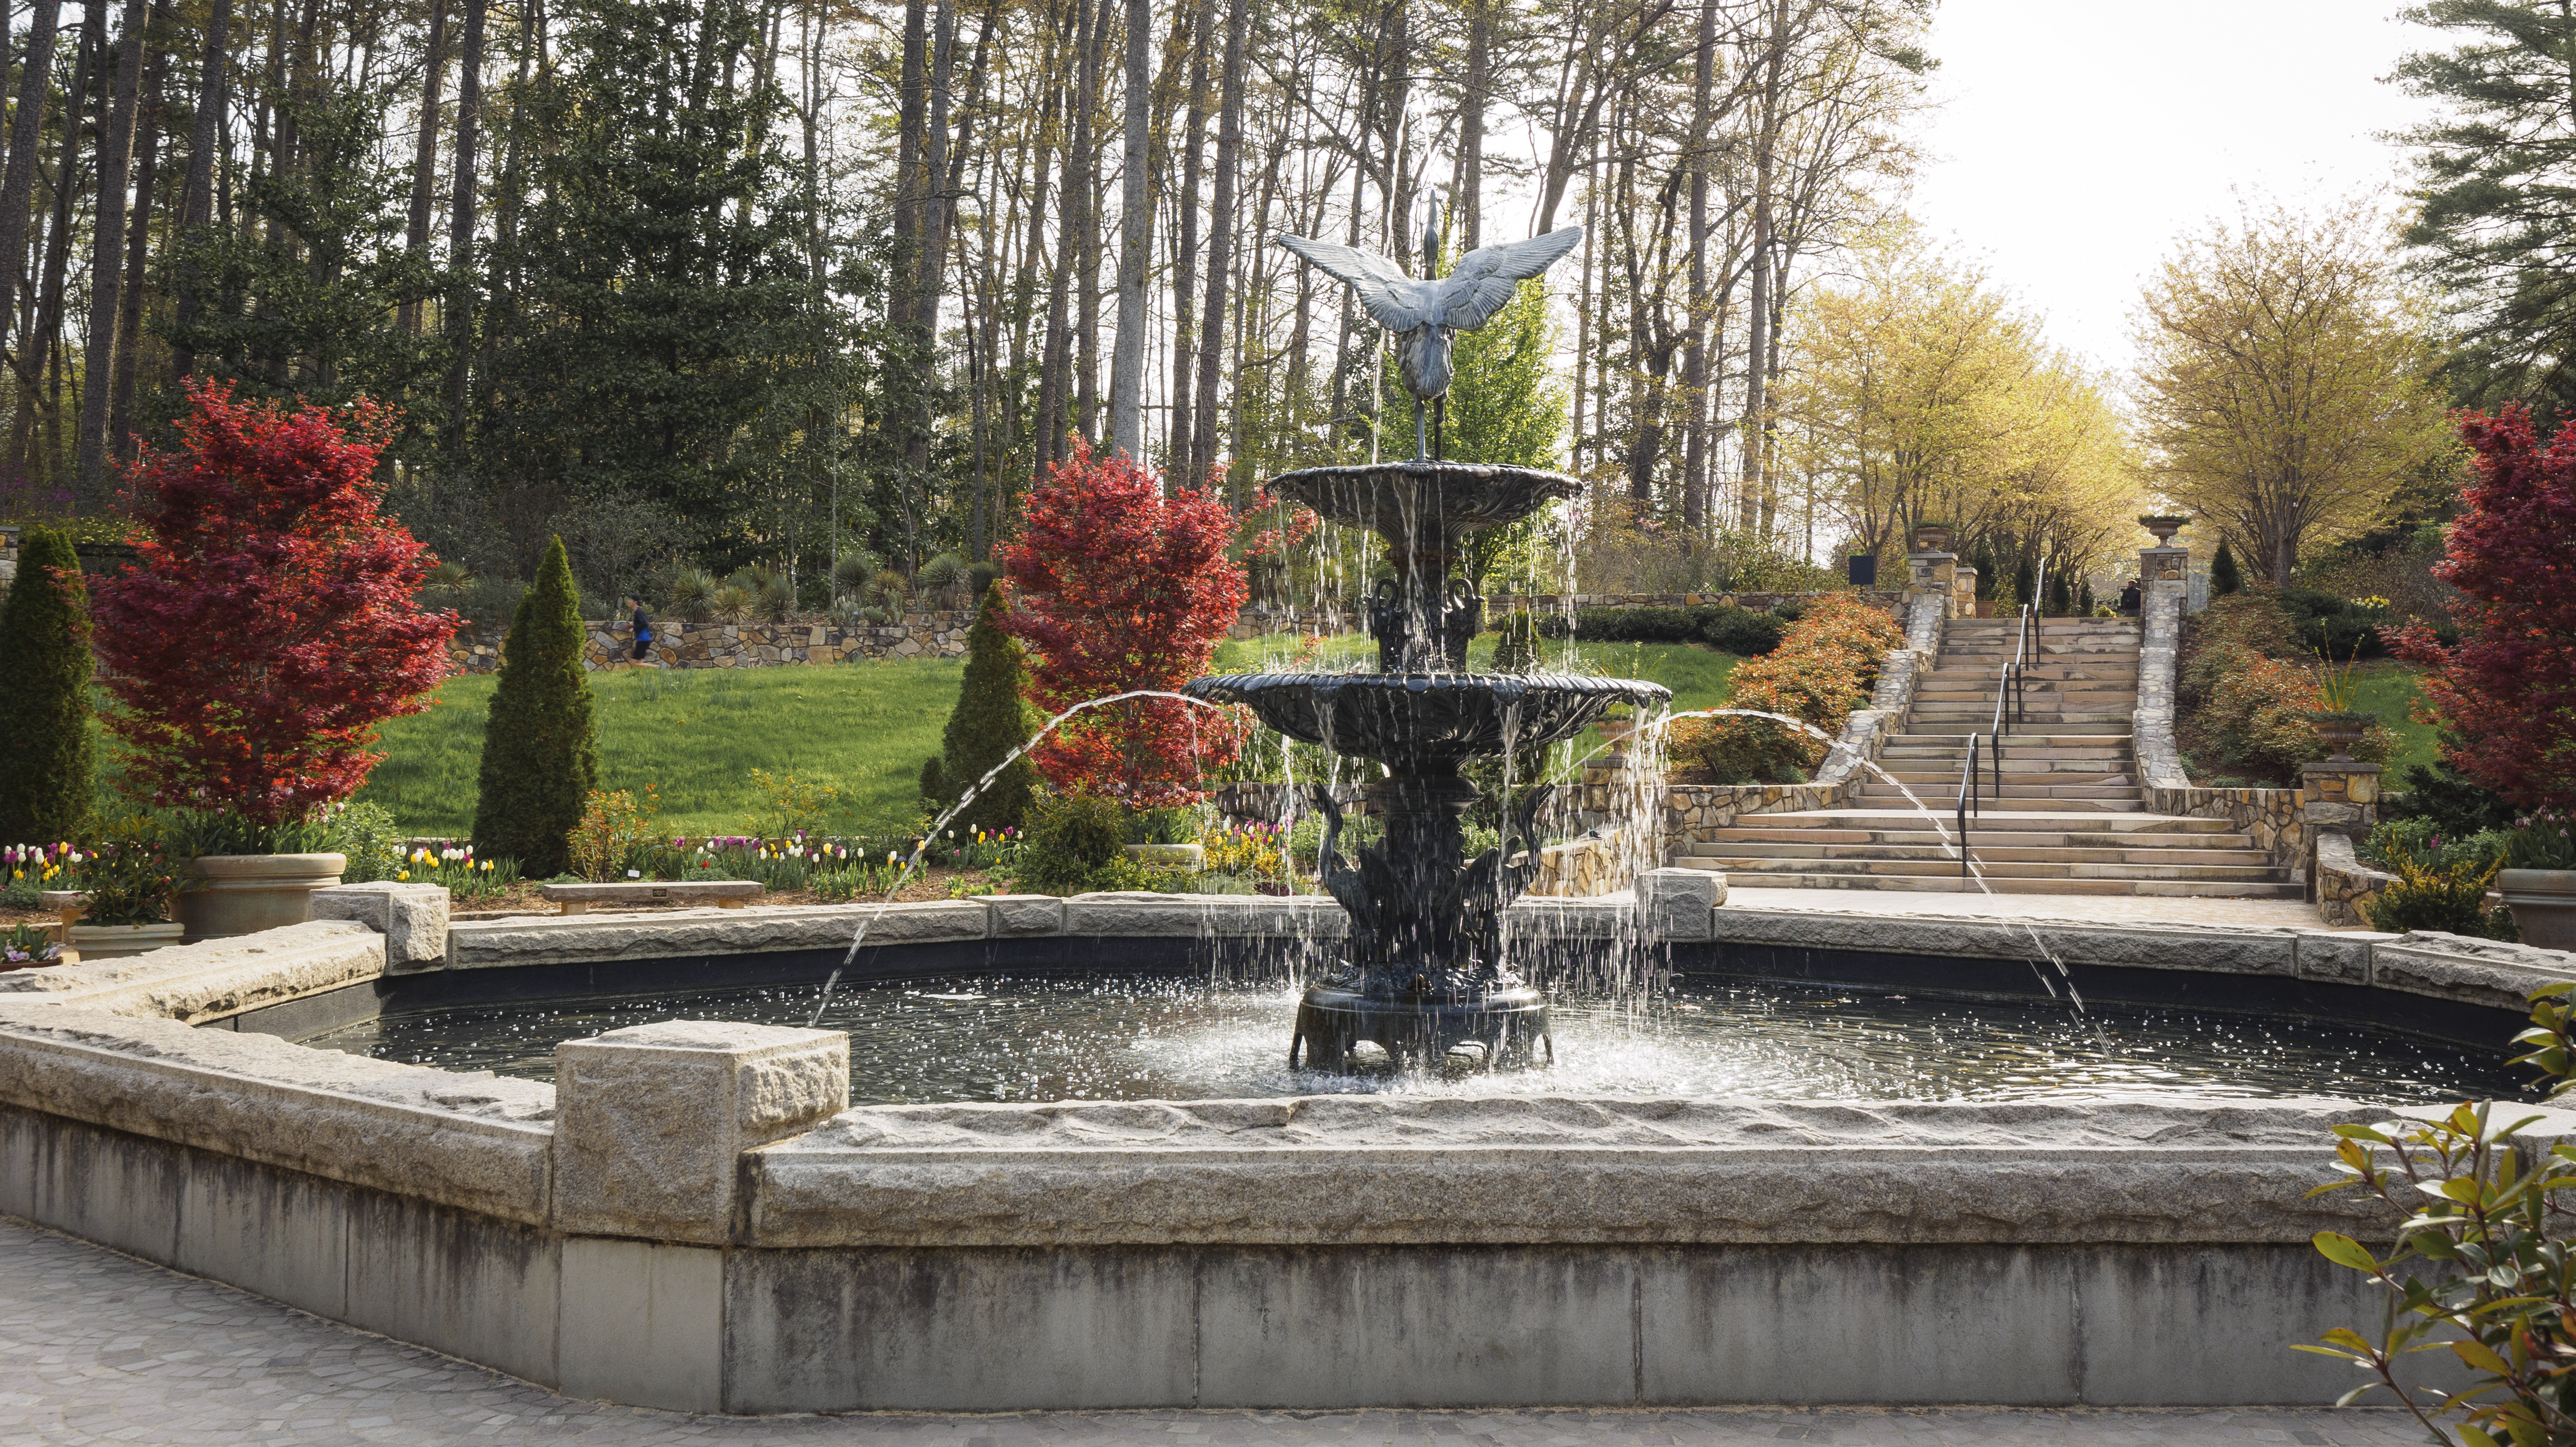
top-left (355, 637), bottom-right (1744, 838)
top-left (2348, 663), bottom-right (2437, 776)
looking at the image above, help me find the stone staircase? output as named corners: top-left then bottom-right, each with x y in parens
top-left (1673, 616), bottom-right (2301, 897)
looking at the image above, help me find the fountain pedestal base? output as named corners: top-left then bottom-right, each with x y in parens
top-left (1289, 981), bottom-right (1551, 1071)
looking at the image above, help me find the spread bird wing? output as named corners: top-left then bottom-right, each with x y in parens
top-left (1433, 227), bottom-right (1585, 331)
top-left (1274, 234), bottom-right (1426, 332)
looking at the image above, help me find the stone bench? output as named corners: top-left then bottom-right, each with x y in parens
top-left (535, 881), bottom-right (763, 915)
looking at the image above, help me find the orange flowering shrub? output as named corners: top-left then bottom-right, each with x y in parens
top-left (1671, 595), bottom-right (1905, 784)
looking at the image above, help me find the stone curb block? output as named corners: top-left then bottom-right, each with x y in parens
top-left (312, 882), bottom-right (451, 971)
top-left (0, 920), bottom-right (384, 1022)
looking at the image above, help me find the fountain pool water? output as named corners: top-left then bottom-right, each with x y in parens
top-left (307, 971), bottom-right (2527, 1106)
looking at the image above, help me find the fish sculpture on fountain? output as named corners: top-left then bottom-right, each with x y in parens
top-left (1185, 202), bottom-right (1670, 1071)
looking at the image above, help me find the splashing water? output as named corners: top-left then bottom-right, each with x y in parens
top-left (807, 688), bottom-right (1245, 1026)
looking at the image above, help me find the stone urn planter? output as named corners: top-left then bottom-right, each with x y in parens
top-left (177, 853), bottom-right (346, 942)
top-left (2307, 711), bottom-right (2372, 764)
top-left (1122, 843), bottom-right (1205, 870)
top-left (2500, 870), bottom-right (2576, 952)
top-left (66, 921), bottom-right (183, 959)
top-left (1911, 522), bottom-right (1954, 553)
top-left (2139, 515), bottom-right (2189, 545)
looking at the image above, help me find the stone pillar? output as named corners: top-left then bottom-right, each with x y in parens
top-left (1906, 550), bottom-right (1958, 616)
top-left (2299, 762), bottom-right (2382, 902)
top-left (551, 1020), bottom-right (849, 1412)
top-left (0, 523), bottom-right (17, 592)
top-left (1951, 566), bottom-right (1979, 618)
top-left (2140, 545), bottom-right (2188, 600)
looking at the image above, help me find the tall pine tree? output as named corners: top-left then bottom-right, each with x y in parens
top-left (0, 529), bottom-right (95, 844)
top-left (471, 537), bottom-right (597, 875)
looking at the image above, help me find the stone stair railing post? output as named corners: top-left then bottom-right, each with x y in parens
top-left (2301, 761), bottom-right (2382, 909)
top-left (1905, 546), bottom-right (1959, 619)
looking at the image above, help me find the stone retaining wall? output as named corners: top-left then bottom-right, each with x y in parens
top-left (11, 896), bottom-right (2576, 1411)
top-left (449, 611), bottom-right (982, 673)
top-left (1486, 588), bottom-right (1905, 617)
top-left (2316, 833), bottom-right (2400, 929)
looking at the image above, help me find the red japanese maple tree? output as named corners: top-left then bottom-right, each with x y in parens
top-left (996, 440), bottom-right (1252, 805)
top-left (92, 382), bottom-right (458, 826)
top-left (2390, 405), bottom-right (2576, 811)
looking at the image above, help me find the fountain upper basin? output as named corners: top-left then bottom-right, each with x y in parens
top-left (1185, 670), bottom-right (1669, 768)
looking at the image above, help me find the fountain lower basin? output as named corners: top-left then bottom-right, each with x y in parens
top-left (7, 905), bottom-right (2572, 1414)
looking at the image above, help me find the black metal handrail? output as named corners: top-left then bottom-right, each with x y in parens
top-left (1956, 732), bottom-right (1979, 881)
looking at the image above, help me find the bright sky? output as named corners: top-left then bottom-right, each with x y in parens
top-left (1903, 0), bottom-right (2445, 378)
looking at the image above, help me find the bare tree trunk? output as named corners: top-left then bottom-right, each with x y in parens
top-left (0, 0), bottom-right (65, 353)
top-left (1071, 0), bottom-right (1106, 437)
top-left (891, 0), bottom-right (926, 328)
top-left (443, 0), bottom-right (486, 448)
top-left (17, 15), bottom-right (97, 475)
top-left (1186, 0), bottom-right (1244, 492)
top-left (76, 0), bottom-right (150, 494)
top-left (397, 0), bottom-right (448, 334)
top-left (1453, 0), bottom-right (1487, 251)
top-left (1166, 0), bottom-right (1208, 484)
top-left (1105, 0), bottom-right (1149, 457)
top-left (109, 1), bottom-right (169, 457)
top-left (1679, 0), bottom-right (1715, 531)
top-left (1036, 0), bottom-right (1086, 472)
top-left (1739, 0), bottom-right (1784, 532)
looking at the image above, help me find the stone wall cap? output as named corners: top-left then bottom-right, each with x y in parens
top-left (571, 1019), bottom-right (844, 1056)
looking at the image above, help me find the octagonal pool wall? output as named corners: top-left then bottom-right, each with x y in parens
top-left (4, 884), bottom-right (2569, 1413)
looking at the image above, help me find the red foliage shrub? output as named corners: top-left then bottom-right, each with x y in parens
top-left (91, 382), bottom-right (458, 826)
top-left (995, 439), bottom-right (1250, 806)
top-left (1670, 595), bottom-right (1904, 784)
top-left (2391, 406), bottom-right (2576, 811)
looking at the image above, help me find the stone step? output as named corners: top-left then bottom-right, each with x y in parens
top-left (1903, 721), bottom-right (2132, 736)
top-left (1690, 856), bottom-right (2290, 883)
top-left (1886, 734), bottom-right (2133, 750)
top-left (1860, 784), bottom-right (2140, 801)
top-left (1672, 865), bottom-right (2303, 898)
top-left (1700, 824), bottom-right (2257, 849)
top-left (1878, 773), bottom-right (2136, 790)
top-left (1709, 809), bottom-right (2239, 832)
top-left (1690, 841), bottom-right (2277, 866)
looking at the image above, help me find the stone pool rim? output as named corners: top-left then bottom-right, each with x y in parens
top-left (5, 882), bottom-right (2576, 1413)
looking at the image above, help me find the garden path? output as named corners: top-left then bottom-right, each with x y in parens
top-left (1, 1216), bottom-right (2421, 1445)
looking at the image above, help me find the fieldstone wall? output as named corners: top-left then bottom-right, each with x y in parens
top-left (2145, 782), bottom-right (2304, 874)
top-left (2316, 833), bottom-right (2399, 929)
top-left (1487, 588), bottom-right (1905, 618)
top-left (449, 611), bottom-right (981, 674)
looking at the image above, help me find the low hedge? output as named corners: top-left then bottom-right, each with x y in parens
top-left (1531, 602), bottom-right (1791, 656)
top-left (1667, 595), bottom-right (1905, 784)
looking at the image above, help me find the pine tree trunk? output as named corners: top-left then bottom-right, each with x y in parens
top-left (1453, 0), bottom-right (1487, 252)
top-left (1679, 0), bottom-right (1714, 531)
top-left (443, 0), bottom-right (487, 449)
top-left (891, 0), bottom-right (926, 329)
top-left (77, 0), bottom-right (151, 495)
top-left (168, 0), bottom-right (229, 378)
top-left (108, 3), bottom-right (170, 459)
top-left (1105, 0), bottom-right (1149, 458)
top-left (1166, 0), bottom-right (1208, 485)
top-left (17, 16), bottom-right (98, 477)
top-left (1188, 0), bottom-right (1245, 492)
top-left (1071, 0), bottom-right (1107, 439)
top-left (0, 0), bottom-right (65, 353)
top-left (395, 0), bottom-right (445, 334)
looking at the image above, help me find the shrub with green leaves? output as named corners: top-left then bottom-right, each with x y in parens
top-left (2306, 983), bottom-right (2576, 1438)
top-left (2505, 808), bottom-right (2576, 871)
top-left (470, 538), bottom-right (599, 878)
top-left (0, 527), bottom-right (94, 846)
top-left (1015, 792), bottom-right (1127, 892)
top-left (1492, 610), bottom-right (1542, 672)
top-left (326, 800), bottom-right (404, 883)
top-left (2360, 818), bottom-right (2515, 938)
top-left (2211, 539), bottom-right (2242, 595)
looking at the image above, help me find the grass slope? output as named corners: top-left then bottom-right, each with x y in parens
top-left (355, 638), bottom-right (1743, 837)
top-left (2348, 663), bottom-right (2436, 776)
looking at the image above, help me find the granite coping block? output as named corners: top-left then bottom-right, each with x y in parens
top-left (0, 920), bottom-right (385, 1021)
top-left (2371, 932), bottom-right (2576, 1011)
top-left (441, 900), bottom-right (995, 969)
top-left (743, 1095), bottom-right (2412, 1249)
top-left (0, 1001), bottom-right (554, 1223)
top-left (1060, 892), bottom-right (1351, 939)
top-left (1708, 906), bottom-right (2305, 976)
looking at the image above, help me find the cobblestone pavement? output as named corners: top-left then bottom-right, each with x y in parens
top-left (3, 1217), bottom-right (2422, 1447)
top-left (1720, 888), bottom-right (2335, 930)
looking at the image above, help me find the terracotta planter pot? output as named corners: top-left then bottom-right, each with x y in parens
top-left (1122, 844), bottom-right (1206, 870)
top-left (1973, 600), bottom-right (1997, 618)
top-left (176, 853), bottom-right (346, 942)
top-left (66, 921), bottom-right (184, 959)
top-left (2500, 869), bottom-right (2576, 952)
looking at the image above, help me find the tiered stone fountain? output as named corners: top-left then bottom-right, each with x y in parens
top-left (1185, 215), bottom-right (1668, 1070)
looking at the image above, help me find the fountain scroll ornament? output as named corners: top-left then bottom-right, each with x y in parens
top-left (1185, 205), bottom-right (1668, 1071)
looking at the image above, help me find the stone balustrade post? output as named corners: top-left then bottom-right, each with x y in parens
top-left (2140, 545), bottom-right (2189, 599)
top-left (2299, 762), bottom-right (2382, 902)
top-left (1906, 550), bottom-right (1957, 614)
top-left (1951, 566), bottom-right (1979, 618)
top-left (551, 1020), bottom-right (849, 1412)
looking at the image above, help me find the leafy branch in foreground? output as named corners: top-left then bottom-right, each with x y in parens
top-left (2302, 983), bottom-right (2576, 1443)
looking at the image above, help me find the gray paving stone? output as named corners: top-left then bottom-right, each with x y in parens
top-left (0, 1215), bottom-right (2427, 1446)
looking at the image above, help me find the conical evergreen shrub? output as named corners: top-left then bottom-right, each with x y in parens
top-left (939, 582), bottom-right (1038, 832)
top-left (2212, 539), bottom-right (2243, 595)
top-left (2046, 569), bottom-right (2073, 616)
top-left (1492, 610), bottom-right (1542, 672)
top-left (0, 528), bottom-right (94, 845)
top-left (471, 538), bottom-right (597, 877)
top-left (1970, 541), bottom-right (1998, 601)
top-left (2011, 556), bottom-right (2036, 610)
